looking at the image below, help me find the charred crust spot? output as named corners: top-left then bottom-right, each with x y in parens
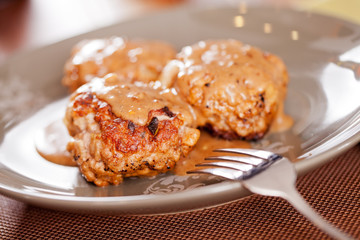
top-left (249, 132), bottom-right (265, 141)
top-left (127, 121), bottom-right (135, 133)
top-left (205, 105), bottom-right (209, 108)
top-left (204, 83), bottom-right (210, 87)
top-left (202, 123), bottom-right (239, 140)
top-left (259, 93), bottom-right (265, 102)
top-left (257, 93), bottom-right (265, 108)
top-left (202, 123), bottom-right (265, 141)
top-left (162, 106), bottom-right (175, 118)
top-left (80, 93), bottom-right (94, 104)
top-left (148, 117), bottom-right (159, 135)
top-left (202, 121), bottom-right (264, 140)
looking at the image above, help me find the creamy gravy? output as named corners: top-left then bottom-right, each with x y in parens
top-left (270, 102), bottom-right (294, 132)
top-left (165, 40), bottom-right (292, 130)
top-left (71, 37), bottom-right (175, 70)
top-left (76, 74), bottom-right (197, 126)
top-left (35, 119), bottom-right (76, 167)
top-left (174, 131), bottom-right (251, 175)
top-left (63, 37), bottom-right (177, 91)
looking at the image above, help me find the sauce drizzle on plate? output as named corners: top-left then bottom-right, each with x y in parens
top-left (35, 119), bottom-right (76, 167)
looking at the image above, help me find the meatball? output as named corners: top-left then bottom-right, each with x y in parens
top-left (164, 39), bottom-right (289, 140)
top-left (62, 37), bottom-right (176, 92)
top-left (64, 74), bottom-right (200, 186)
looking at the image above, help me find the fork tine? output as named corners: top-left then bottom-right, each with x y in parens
top-left (196, 161), bottom-right (252, 171)
top-left (214, 148), bottom-right (279, 160)
top-left (187, 168), bottom-right (243, 180)
top-left (205, 155), bottom-right (264, 165)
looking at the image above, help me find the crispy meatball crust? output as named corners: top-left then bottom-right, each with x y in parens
top-left (62, 37), bottom-right (176, 92)
top-left (64, 77), bottom-right (200, 186)
top-left (172, 39), bottom-right (289, 140)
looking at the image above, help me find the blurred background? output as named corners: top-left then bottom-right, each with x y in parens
top-left (0, 0), bottom-right (359, 63)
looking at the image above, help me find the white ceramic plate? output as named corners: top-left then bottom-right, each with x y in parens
top-left (0, 5), bottom-right (359, 215)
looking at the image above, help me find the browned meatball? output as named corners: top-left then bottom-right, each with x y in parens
top-left (64, 74), bottom-right (200, 186)
top-left (62, 37), bottom-right (176, 92)
top-left (164, 39), bottom-right (289, 140)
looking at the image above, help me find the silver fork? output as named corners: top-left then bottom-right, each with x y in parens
top-left (187, 148), bottom-right (353, 240)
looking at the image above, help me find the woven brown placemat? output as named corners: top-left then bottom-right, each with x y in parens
top-left (1, 144), bottom-right (359, 240)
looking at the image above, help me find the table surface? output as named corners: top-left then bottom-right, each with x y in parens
top-left (0, 0), bottom-right (359, 239)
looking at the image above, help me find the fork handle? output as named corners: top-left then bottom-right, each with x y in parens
top-left (282, 187), bottom-right (353, 240)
